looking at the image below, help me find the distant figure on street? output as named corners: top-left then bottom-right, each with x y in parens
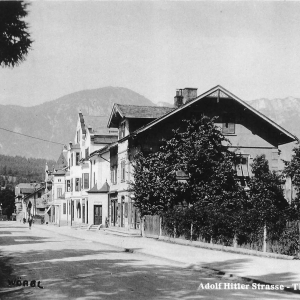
top-left (28, 216), bottom-right (33, 230)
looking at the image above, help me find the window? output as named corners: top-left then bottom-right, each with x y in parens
top-left (77, 130), bottom-right (80, 143)
top-left (119, 122), bottom-right (126, 139)
top-left (111, 167), bottom-right (117, 184)
top-left (83, 173), bottom-right (89, 189)
top-left (66, 180), bottom-right (70, 192)
top-left (94, 172), bottom-right (96, 186)
top-left (70, 179), bottom-right (73, 192)
top-left (71, 154), bottom-right (73, 167)
top-left (76, 152), bottom-right (80, 165)
top-left (57, 188), bottom-right (62, 198)
top-left (37, 192), bottom-right (41, 198)
top-left (222, 114), bottom-right (235, 134)
top-left (235, 155), bottom-right (249, 177)
top-left (121, 161), bottom-right (126, 182)
top-left (111, 169), bottom-right (114, 184)
top-left (75, 178), bottom-right (81, 191)
top-left (85, 147), bottom-right (89, 159)
top-left (272, 151), bottom-right (278, 160)
top-left (58, 179), bottom-right (61, 183)
top-left (63, 203), bottom-right (66, 214)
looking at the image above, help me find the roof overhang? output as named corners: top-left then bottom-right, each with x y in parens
top-left (128, 85), bottom-right (298, 145)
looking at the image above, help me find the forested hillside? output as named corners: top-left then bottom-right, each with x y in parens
top-left (0, 154), bottom-right (56, 188)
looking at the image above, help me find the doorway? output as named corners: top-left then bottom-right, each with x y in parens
top-left (94, 205), bottom-right (102, 225)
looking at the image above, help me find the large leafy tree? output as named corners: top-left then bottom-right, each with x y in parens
top-left (131, 116), bottom-right (245, 242)
top-left (0, 1), bottom-right (33, 67)
top-left (239, 155), bottom-right (289, 247)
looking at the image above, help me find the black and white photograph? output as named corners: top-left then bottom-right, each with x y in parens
top-left (2, 1), bottom-right (300, 299)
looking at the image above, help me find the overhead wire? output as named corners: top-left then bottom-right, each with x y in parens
top-left (0, 127), bottom-right (65, 146)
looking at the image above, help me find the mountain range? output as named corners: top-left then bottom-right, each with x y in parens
top-left (0, 87), bottom-right (299, 161)
top-left (0, 87), bottom-right (153, 160)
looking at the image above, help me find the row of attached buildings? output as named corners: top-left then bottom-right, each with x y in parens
top-left (16, 85), bottom-right (298, 232)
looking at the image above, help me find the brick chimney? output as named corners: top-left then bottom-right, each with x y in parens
top-left (174, 89), bottom-right (183, 107)
top-left (174, 88), bottom-right (197, 107)
top-left (182, 88), bottom-right (197, 104)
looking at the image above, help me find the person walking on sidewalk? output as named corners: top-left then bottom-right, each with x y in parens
top-left (28, 216), bottom-right (33, 230)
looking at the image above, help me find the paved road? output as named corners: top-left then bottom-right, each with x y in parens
top-left (0, 222), bottom-right (299, 300)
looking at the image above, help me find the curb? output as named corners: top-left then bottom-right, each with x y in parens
top-left (158, 236), bottom-right (296, 260)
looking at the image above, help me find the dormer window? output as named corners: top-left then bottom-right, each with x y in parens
top-left (222, 113), bottom-right (235, 134)
top-left (119, 122), bottom-right (126, 139)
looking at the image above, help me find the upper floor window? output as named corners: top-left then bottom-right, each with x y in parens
top-left (119, 122), bottom-right (126, 139)
top-left (111, 166), bottom-right (117, 185)
top-left (75, 178), bottom-right (81, 192)
top-left (37, 192), bottom-right (41, 198)
top-left (83, 173), bottom-right (89, 189)
top-left (235, 155), bottom-right (249, 177)
top-left (71, 154), bottom-right (73, 167)
top-left (66, 180), bottom-right (70, 192)
top-left (76, 152), bottom-right (80, 165)
top-left (85, 147), bottom-right (89, 159)
top-left (57, 188), bottom-right (62, 198)
top-left (121, 161), bottom-right (126, 182)
top-left (222, 114), bottom-right (235, 134)
top-left (76, 130), bottom-right (79, 143)
top-left (63, 203), bottom-right (66, 214)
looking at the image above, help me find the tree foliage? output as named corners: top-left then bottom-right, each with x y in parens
top-left (0, 1), bottom-right (33, 67)
top-left (237, 155), bottom-right (289, 245)
top-left (0, 188), bottom-right (15, 218)
top-left (131, 116), bottom-right (296, 253)
top-left (131, 116), bottom-right (246, 242)
top-left (0, 154), bottom-right (55, 187)
top-left (284, 143), bottom-right (300, 210)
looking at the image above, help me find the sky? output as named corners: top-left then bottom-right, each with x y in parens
top-left (2, 1), bottom-right (300, 107)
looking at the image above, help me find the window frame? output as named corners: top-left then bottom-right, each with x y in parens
top-left (222, 113), bottom-right (235, 134)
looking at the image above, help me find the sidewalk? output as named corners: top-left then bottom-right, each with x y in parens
top-left (36, 223), bottom-right (300, 293)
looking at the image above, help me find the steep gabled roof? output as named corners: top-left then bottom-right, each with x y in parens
top-left (108, 104), bottom-right (175, 128)
top-left (54, 151), bottom-right (68, 170)
top-left (129, 85), bottom-right (298, 145)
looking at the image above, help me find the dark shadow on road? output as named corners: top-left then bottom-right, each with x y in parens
top-left (0, 231), bottom-right (24, 235)
top-left (1, 248), bottom-right (299, 300)
top-left (0, 251), bottom-right (14, 287)
top-left (0, 235), bottom-right (50, 246)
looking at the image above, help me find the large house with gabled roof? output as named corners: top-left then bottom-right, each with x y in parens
top-left (106, 85), bottom-right (298, 232)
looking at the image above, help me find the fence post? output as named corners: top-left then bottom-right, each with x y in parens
top-left (141, 216), bottom-right (145, 237)
top-left (190, 223), bottom-right (193, 241)
top-left (263, 223), bottom-right (267, 252)
top-left (233, 234), bottom-right (237, 248)
top-left (159, 216), bottom-right (162, 238)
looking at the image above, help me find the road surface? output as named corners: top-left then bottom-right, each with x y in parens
top-left (0, 221), bottom-right (298, 300)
